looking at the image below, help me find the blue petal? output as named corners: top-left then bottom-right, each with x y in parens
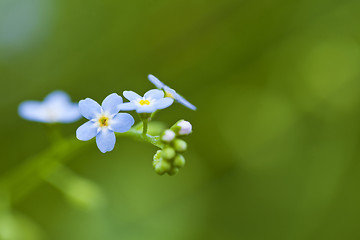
top-left (102, 93), bottom-right (123, 115)
top-left (148, 74), bottom-right (165, 89)
top-left (44, 90), bottom-right (71, 105)
top-left (76, 121), bottom-right (98, 141)
top-left (174, 92), bottom-right (197, 110)
top-left (163, 87), bottom-right (177, 99)
top-left (57, 103), bottom-right (82, 123)
top-left (79, 98), bottom-right (101, 120)
top-left (144, 89), bottom-right (164, 100)
top-left (96, 129), bottom-right (116, 153)
top-left (42, 90), bottom-right (82, 123)
top-left (119, 102), bottom-right (137, 111)
top-left (164, 86), bottom-right (196, 110)
top-left (136, 105), bottom-right (157, 113)
top-left (110, 113), bottom-right (134, 132)
top-left (123, 91), bottom-right (142, 101)
top-left (18, 101), bottom-right (48, 122)
top-left (153, 98), bottom-right (174, 110)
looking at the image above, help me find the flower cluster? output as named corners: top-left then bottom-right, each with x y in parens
top-left (18, 74), bottom-right (196, 175)
top-left (152, 120), bottom-right (192, 175)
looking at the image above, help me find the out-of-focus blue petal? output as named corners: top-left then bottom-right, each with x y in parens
top-left (43, 90), bottom-right (71, 105)
top-left (19, 91), bottom-right (82, 123)
top-left (102, 93), bottom-right (123, 115)
top-left (79, 98), bottom-right (101, 120)
top-left (148, 74), bottom-right (165, 89)
top-left (119, 102), bottom-right (137, 111)
top-left (164, 86), bottom-right (196, 110)
top-left (18, 101), bottom-right (48, 122)
top-left (58, 103), bottom-right (82, 123)
top-left (174, 92), bottom-right (197, 110)
top-left (76, 121), bottom-right (98, 141)
top-left (153, 98), bottom-right (174, 110)
top-left (144, 89), bottom-right (164, 100)
top-left (110, 113), bottom-right (134, 132)
top-left (96, 129), bottom-right (116, 153)
top-left (123, 91), bottom-right (142, 101)
top-left (136, 105), bottom-right (157, 113)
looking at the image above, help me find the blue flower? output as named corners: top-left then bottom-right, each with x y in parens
top-left (76, 93), bottom-right (135, 153)
top-left (18, 90), bottom-right (81, 123)
top-left (148, 74), bottom-right (196, 110)
top-left (120, 89), bottom-right (174, 113)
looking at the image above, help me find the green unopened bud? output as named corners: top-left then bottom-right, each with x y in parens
top-left (168, 167), bottom-right (180, 176)
top-left (161, 130), bottom-right (176, 142)
top-left (171, 120), bottom-right (192, 136)
top-left (153, 150), bottom-right (162, 168)
top-left (155, 160), bottom-right (171, 175)
top-left (173, 139), bottom-right (187, 152)
top-left (173, 154), bottom-right (186, 168)
top-left (161, 147), bottom-right (176, 160)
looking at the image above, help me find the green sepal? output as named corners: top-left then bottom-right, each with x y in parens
top-left (173, 154), bottom-right (186, 168)
top-left (173, 139), bottom-right (187, 152)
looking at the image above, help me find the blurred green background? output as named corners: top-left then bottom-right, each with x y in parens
top-left (1, 0), bottom-right (360, 239)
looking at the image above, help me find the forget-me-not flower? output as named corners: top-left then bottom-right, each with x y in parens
top-left (18, 90), bottom-right (81, 123)
top-left (120, 89), bottom-right (174, 113)
top-left (148, 74), bottom-right (196, 110)
top-left (76, 93), bottom-right (135, 153)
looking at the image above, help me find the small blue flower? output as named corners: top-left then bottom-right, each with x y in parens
top-left (148, 74), bottom-right (196, 110)
top-left (76, 93), bottom-right (135, 153)
top-left (120, 89), bottom-right (174, 113)
top-left (18, 90), bottom-right (81, 123)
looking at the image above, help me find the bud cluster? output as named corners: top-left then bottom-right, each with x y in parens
top-left (152, 120), bottom-right (192, 175)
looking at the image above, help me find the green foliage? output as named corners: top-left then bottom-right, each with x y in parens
top-left (1, 0), bottom-right (360, 239)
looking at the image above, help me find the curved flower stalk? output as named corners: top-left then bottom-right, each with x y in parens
top-left (12, 76), bottom-right (195, 208)
top-left (18, 90), bottom-right (81, 123)
top-left (17, 82), bottom-right (195, 177)
top-left (148, 74), bottom-right (196, 110)
top-left (9, 79), bottom-right (196, 236)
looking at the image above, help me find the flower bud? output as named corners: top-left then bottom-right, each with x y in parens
top-left (153, 150), bottom-right (162, 168)
top-left (168, 167), bottom-right (180, 176)
top-left (173, 139), bottom-right (187, 152)
top-left (171, 120), bottom-right (192, 135)
top-left (161, 147), bottom-right (176, 160)
top-left (155, 160), bottom-right (171, 175)
top-left (161, 130), bottom-right (175, 142)
top-left (173, 154), bottom-right (186, 168)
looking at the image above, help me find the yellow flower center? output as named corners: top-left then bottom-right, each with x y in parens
top-left (98, 116), bottom-right (109, 127)
top-left (139, 99), bottom-right (150, 105)
top-left (165, 91), bottom-right (174, 99)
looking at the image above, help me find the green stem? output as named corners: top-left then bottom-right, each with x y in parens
top-left (142, 120), bottom-right (148, 136)
top-left (0, 124), bottom-right (163, 205)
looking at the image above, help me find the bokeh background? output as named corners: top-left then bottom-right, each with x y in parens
top-left (1, 0), bottom-right (360, 239)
